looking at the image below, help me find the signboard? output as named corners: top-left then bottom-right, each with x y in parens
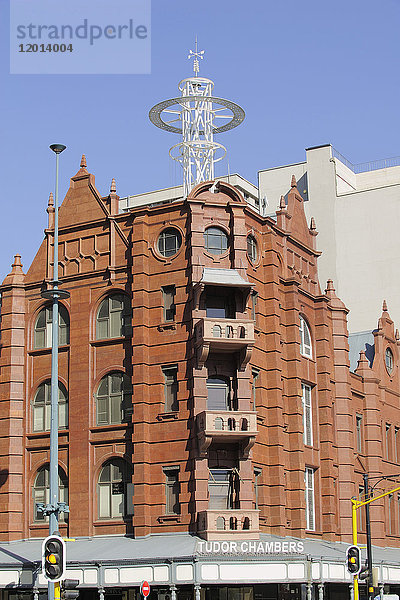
top-left (141, 581), bottom-right (150, 598)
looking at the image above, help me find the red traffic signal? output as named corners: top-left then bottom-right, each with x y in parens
top-left (346, 545), bottom-right (361, 575)
top-left (42, 535), bottom-right (66, 581)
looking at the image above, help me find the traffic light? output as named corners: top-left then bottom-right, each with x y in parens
top-left (61, 579), bottom-right (80, 600)
top-left (346, 545), bottom-right (361, 575)
top-left (42, 535), bottom-right (65, 581)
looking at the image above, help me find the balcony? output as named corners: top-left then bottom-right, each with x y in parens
top-left (197, 509), bottom-right (260, 540)
top-left (194, 318), bottom-right (255, 371)
top-left (197, 410), bottom-right (257, 457)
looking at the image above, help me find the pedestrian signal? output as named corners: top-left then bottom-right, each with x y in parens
top-left (61, 579), bottom-right (80, 600)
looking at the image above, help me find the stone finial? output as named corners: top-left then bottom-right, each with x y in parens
top-left (110, 178), bottom-right (117, 193)
top-left (279, 195), bottom-right (286, 209)
top-left (48, 192), bottom-right (54, 207)
top-left (396, 329), bottom-right (400, 341)
top-left (11, 254), bottom-right (23, 272)
top-left (326, 279), bottom-right (335, 293)
top-left (383, 299), bottom-right (388, 312)
top-left (310, 217), bottom-right (316, 231)
top-left (80, 154), bottom-right (87, 168)
top-left (290, 174), bottom-right (297, 188)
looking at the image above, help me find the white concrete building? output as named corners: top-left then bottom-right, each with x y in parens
top-left (258, 145), bottom-right (400, 334)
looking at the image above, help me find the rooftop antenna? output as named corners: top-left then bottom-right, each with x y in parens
top-left (149, 41), bottom-right (245, 198)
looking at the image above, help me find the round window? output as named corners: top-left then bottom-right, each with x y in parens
top-left (204, 227), bottom-right (229, 255)
top-left (247, 235), bottom-right (258, 263)
top-left (385, 347), bottom-right (394, 374)
top-left (157, 228), bottom-right (182, 258)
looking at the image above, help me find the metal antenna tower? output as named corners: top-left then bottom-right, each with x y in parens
top-left (149, 43), bottom-right (245, 197)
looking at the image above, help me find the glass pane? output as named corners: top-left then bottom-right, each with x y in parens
top-left (99, 464), bottom-right (111, 483)
top-left (97, 377), bottom-right (108, 397)
top-left (36, 310), bottom-right (46, 329)
top-left (97, 397), bottom-right (109, 425)
top-left (45, 405), bottom-right (51, 431)
top-left (111, 396), bottom-right (122, 424)
top-left (33, 406), bottom-right (44, 431)
top-left (59, 402), bottom-right (67, 429)
top-left (111, 492), bottom-right (123, 518)
top-left (36, 468), bottom-right (46, 487)
top-left (34, 330), bottom-right (46, 349)
top-left (110, 310), bottom-right (122, 337)
top-left (98, 484), bottom-right (110, 518)
top-left (111, 295), bottom-right (123, 310)
top-left (97, 319), bottom-right (109, 340)
top-left (98, 299), bottom-right (109, 320)
top-left (111, 461), bottom-right (124, 481)
top-left (35, 385), bottom-right (46, 404)
top-left (111, 374), bottom-right (122, 394)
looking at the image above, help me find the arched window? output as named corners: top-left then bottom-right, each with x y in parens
top-left (34, 305), bottom-right (69, 349)
top-left (96, 294), bottom-right (131, 340)
top-left (33, 465), bottom-right (68, 522)
top-left (204, 227), bottom-right (229, 255)
top-left (33, 381), bottom-right (68, 432)
top-left (206, 377), bottom-right (230, 411)
top-left (95, 372), bottom-right (131, 425)
top-left (157, 228), bottom-right (182, 258)
top-left (97, 459), bottom-right (130, 520)
top-left (299, 315), bottom-right (312, 358)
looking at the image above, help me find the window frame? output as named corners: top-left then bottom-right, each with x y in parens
top-left (34, 304), bottom-right (70, 349)
top-left (208, 468), bottom-right (239, 510)
top-left (162, 285), bottom-right (176, 322)
top-left (157, 228), bottom-right (182, 258)
top-left (163, 467), bottom-right (180, 515)
top-left (304, 467), bottom-right (316, 531)
top-left (386, 347), bottom-right (394, 375)
top-left (33, 465), bottom-right (68, 523)
top-left (95, 372), bottom-right (132, 426)
top-left (96, 293), bottom-right (131, 340)
top-left (162, 365), bottom-right (178, 412)
top-left (299, 315), bottom-right (312, 359)
top-left (301, 383), bottom-right (313, 447)
top-left (204, 227), bottom-right (229, 256)
top-left (356, 414), bottom-right (363, 453)
top-left (247, 234), bottom-right (258, 263)
top-left (97, 459), bottom-right (130, 520)
top-left (33, 380), bottom-right (68, 432)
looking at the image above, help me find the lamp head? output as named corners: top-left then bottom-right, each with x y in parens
top-left (50, 144), bottom-right (67, 154)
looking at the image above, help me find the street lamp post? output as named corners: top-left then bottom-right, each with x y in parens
top-left (40, 144), bottom-right (70, 600)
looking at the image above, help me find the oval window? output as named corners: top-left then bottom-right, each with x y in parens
top-left (247, 235), bottom-right (257, 263)
top-left (385, 347), bottom-right (394, 374)
top-left (157, 228), bottom-right (182, 258)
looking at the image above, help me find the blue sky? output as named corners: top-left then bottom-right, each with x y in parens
top-left (1, 0), bottom-right (399, 281)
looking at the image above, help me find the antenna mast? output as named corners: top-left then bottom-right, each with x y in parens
top-left (149, 43), bottom-right (245, 197)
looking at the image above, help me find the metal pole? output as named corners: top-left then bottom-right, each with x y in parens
top-left (49, 148), bottom-right (60, 537)
top-left (364, 472), bottom-right (374, 600)
top-left (351, 500), bottom-right (359, 600)
top-left (45, 144), bottom-right (67, 600)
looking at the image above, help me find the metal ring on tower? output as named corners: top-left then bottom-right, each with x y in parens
top-left (149, 96), bottom-right (245, 135)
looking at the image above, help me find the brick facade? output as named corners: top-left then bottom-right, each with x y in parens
top-left (1, 157), bottom-right (399, 550)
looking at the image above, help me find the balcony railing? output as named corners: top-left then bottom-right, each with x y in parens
top-left (197, 509), bottom-right (260, 540)
top-left (194, 318), bottom-right (254, 370)
top-left (196, 410), bottom-right (257, 457)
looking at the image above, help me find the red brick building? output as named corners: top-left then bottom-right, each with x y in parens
top-left (1, 158), bottom-right (400, 600)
